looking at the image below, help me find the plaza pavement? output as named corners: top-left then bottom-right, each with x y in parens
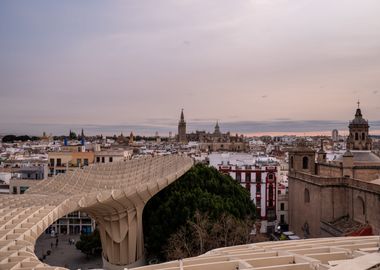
top-left (34, 234), bottom-right (103, 270)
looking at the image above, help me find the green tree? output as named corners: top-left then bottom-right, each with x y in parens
top-left (143, 163), bottom-right (255, 261)
top-left (75, 229), bottom-right (102, 257)
top-left (69, 131), bottom-right (77, 140)
top-left (2, 135), bottom-right (38, 143)
top-left (2, 135), bottom-right (17, 143)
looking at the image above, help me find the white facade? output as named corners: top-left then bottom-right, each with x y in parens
top-left (94, 149), bottom-right (132, 164)
top-left (0, 172), bottom-right (12, 184)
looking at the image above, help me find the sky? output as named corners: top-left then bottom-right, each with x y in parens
top-left (0, 0), bottom-right (379, 136)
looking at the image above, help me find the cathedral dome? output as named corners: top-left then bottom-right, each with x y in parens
top-left (350, 108), bottom-right (368, 125)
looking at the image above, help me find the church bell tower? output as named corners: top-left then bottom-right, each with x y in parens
top-left (346, 101), bottom-right (372, 150)
top-left (178, 109), bottom-right (187, 143)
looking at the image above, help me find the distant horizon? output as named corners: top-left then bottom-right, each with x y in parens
top-left (1, 119), bottom-right (380, 137)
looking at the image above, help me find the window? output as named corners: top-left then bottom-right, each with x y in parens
top-left (355, 133), bottom-right (359, 140)
top-left (109, 157), bottom-right (113, 163)
top-left (245, 182), bottom-right (250, 191)
top-left (267, 209), bottom-right (276, 221)
top-left (20, 186), bottom-right (29, 194)
top-left (236, 172), bottom-right (241, 182)
top-left (96, 157), bottom-right (100, 163)
top-left (268, 174), bottom-right (274, 181)
top-left (304, 188), bottom-right (310, 203)
top-left (76, 159), bottom-right (81, 167)
top-left (302, 156), bottom-right (309, 169)
top-left (280, 203), bottom-right (285, 211)
top-left (268, 184), bottom-right (274, 207)
top-left (280, 214), bottom-right (285, 224)
top-left (256, 199), bottom-right (261, 208)
top-left (13, 187), bottom-right (17, 194)
top-left (256, 173), bottom-right (261, 183)
top-left (57, 158), bottom-right (62, 166)
top-left (84, 159), bottom-right (89, 166)
top-left (362, 133), bottom-right (365, 140)
top-left (256, 184), bottom-right (261, 194)
top-left (101, 157), bottom-right (105, 163)
top-left (50, 158), bottom-right (54, 166)
top-left (246, 173), bottom-right (251, 182)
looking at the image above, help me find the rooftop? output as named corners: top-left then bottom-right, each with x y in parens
top-left (333, 151), bottom-right (380, 165)
top-left (134, 236), bottom-right (380, 270)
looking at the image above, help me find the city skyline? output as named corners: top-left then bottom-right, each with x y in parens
top-left (1, 117), bottom-right (380, 137)
top-left (1, 0), bottom-right (380, 130)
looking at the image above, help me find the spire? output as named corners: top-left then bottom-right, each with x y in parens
top-left (355, 100), bottom-right (362, 118)
top-left (180, 109), bottom-right (184, 121)
top-left (214, 120), bottom-right (221, 135)
top-left (81, 128), bottom-right (84, 138)
top-left (178, 109), bottom-right (187, 143)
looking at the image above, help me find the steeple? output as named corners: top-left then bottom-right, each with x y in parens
top-left (355, 100), bottom-right (362, 118)
top-left (214, 121), bottom-right (221, 135)
top-left (180, 109), bottom-right (185, 122)
top-left (346, 102), bottom-right (372, 150)
top-left (178, 109), bottom-right (187, 143)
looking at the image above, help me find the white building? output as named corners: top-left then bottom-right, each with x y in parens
top-left (94, 149), bottom-right (132, 164)
top-left (208, 153), bottom-right (281, 233)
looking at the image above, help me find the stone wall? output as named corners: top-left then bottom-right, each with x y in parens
top-left (353, 167), bottom-right (380, 181)
top-left (318, 163), bottom-right (342, 178)
top-left (288, 171), bottom-right (380, 237)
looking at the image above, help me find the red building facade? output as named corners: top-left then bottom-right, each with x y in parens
top-left (218, 164), bottom-right (278, 225)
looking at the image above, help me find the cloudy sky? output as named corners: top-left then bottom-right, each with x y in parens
top-left (0, 0), bottom-right (379, 135)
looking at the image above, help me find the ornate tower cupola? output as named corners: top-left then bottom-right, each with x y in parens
top-left (346, 101), bottom-right (372, 150)
top-left (178, 109), bottom-right (187, 143)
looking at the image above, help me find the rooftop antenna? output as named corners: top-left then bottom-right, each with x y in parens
top-left (357, 99), bottom-right (360, 108)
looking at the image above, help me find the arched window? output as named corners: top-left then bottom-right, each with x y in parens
top-left (357, 196), bottom-right (365, 215)
top-left (302, 156), bottom-right (309, 169)
top-left (304, 188), bottom-right (310, 203)
top-left (355, 133), bottom-right (359, 140)
top-left (268, 184), bottom-right (274, 207)
top-left (290, 156), bottom-right (294, 169)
